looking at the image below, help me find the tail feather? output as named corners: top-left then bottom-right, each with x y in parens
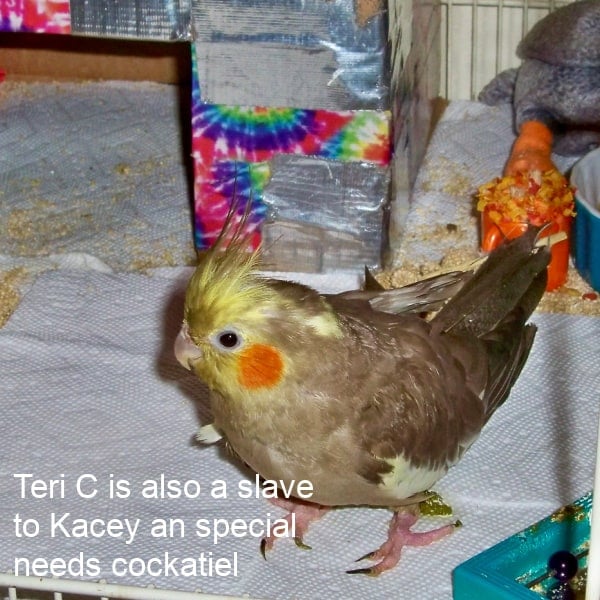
top-left (481, 264), bottom-right (547, 417)
top-left (481, 319), bottom-right (537, 420)
top-left (432, 229), bottom-right (550, 418)
top-left (431, 228), bottom-right (550, 337)
top-left (370, 270), bottom-right (472, 314)
top-left (337, 270), bottom-right (472, 315)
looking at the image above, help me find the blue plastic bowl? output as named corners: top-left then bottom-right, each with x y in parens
top-left (571, 148), bottom-right (600, 292)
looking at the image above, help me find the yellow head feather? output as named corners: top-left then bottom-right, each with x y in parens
top-left (184, 200), bottom-right (343, 351)
top-left (184, 241), bottom-right (276, 335)
top-left (184, 239), bottom-right (343, 344)
top-left (181, 229), bottom-right (346, 397)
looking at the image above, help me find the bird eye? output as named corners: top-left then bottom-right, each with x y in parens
top-left (212, 329), bottom-right (243, 351)
top-left (219, 332), bottom-right (239, 347)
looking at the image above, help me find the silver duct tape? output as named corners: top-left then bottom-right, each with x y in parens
top-left (70, 0), bottom-right (192, 40)
top-left (260, 155), bottom-right (390, 273)
top-left (192, 0), bottom-right (389, 110)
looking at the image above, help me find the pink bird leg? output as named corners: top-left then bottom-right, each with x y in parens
top-left (260, 497), bottom-right (330, 556)
top-left (347, 508), bottom-right (461, 576)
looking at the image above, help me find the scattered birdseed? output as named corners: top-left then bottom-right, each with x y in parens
top-left (0, 268), bottom-right (27, 328)
top-left (381, 255), bottom-right (600, 317)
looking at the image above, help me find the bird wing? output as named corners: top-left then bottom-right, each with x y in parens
top-left (330, 269), bottom-right (472, 316)
top-left (322, 300), bottom-right (489, 481)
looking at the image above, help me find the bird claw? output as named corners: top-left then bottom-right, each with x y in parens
top-left (293, 536), bottom-right (312, 550)
top-left (261, 535), bottom-right (312, 558)
top-left (347, 549), bottom-right (381, 575)
top-left (346, 565), bottom-right (380, 576)
top-left (346, 513), bottom-right (461, 575)
top-left (260, 538), bottom-right (269, 560)
top-left (259, 500), bottom-right (326, 559)
top-left (354, 550), bottom-right (377, 563)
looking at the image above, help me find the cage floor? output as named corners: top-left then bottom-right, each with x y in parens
top-left (0, 81), bottom-right (599, 600)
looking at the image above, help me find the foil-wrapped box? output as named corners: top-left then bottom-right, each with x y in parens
top-left (190, 0), bottom-right (392, 273)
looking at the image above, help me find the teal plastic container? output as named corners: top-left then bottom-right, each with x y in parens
top-left (453, 492), bottom-right (591, 599)
top-left (571, 149), bottom-right (600, 292)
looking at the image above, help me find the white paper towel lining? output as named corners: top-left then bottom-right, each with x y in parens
top-left (1, 267), bottom-right (598, 600)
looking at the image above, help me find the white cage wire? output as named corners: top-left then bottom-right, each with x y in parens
top-left (0, 573), bottom-right (247, 600)
top-left (441, 0), bottom-right (575, 100)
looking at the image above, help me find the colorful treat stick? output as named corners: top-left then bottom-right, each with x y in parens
top-left (477, 169), bottom-right (575, 291)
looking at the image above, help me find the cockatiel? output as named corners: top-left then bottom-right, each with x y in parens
top-left (175, 219), bottom-right (550, 575)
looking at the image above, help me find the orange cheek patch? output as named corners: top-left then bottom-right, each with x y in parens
top-left (237, 343), bottom-right (284, 390)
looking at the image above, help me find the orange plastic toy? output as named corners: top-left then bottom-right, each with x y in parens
top-left (481, 211), bottom-right (572, 291)
top-left (477, 169), bottom-right (575, 291)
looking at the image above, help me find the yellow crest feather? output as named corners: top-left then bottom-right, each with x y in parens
top-left (183, 190), bottom-right (289, 334)
top-left (184, 241), bottom-right (276, 332)
top-left (184, 197), bottom-right (342, 341)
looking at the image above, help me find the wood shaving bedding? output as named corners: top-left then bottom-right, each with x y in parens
top-left (379, 246), bottom-right (599, 318)
top-left (0, 267), bottom-right (27, 328)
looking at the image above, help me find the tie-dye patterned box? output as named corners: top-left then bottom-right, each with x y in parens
top-left (0, 0), bottom-right (70, 34)
top-left (0, 0), bottom-right (191, 39)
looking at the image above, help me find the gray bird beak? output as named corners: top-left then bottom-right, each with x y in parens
top-left (174, 324), bottom-right (203, 370)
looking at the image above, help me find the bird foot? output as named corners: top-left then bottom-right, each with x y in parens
top-left (260, 497), bottom-right (329, 558)
top-left (504, 120), bottom-right (555, 176)
top-left (347, 510), bottom-right (461, 576)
